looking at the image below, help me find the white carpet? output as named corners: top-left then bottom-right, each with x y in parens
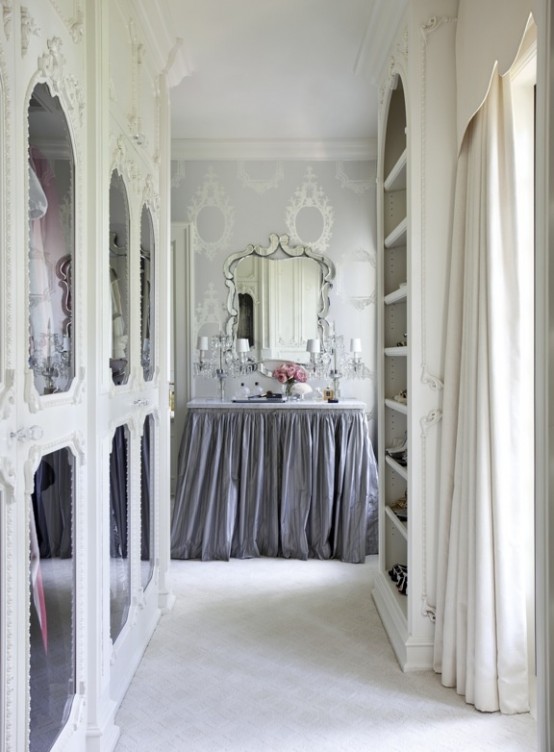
top-left (114, 556), bottom-right (536, 752)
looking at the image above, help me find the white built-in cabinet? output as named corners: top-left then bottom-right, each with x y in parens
top-left (372, 3), bottom-right (457, 671)
top-left (0, 2), bottom-right (180, 750)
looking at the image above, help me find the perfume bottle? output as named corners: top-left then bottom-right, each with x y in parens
top-left (323, 385), bottom-right (334, 401)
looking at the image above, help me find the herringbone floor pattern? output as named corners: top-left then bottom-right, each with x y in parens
top-left (114, 556), bottom-right (536, 752)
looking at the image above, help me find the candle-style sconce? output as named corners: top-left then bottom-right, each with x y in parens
top-left (305, 330), bottom-right (371, 399)
top-left (29, 320), bottom-right (72, 395)
top-left (193, 334), bottom-right (257, 401)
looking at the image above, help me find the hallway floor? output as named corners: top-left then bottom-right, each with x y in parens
top-left (114, 556), bottom-right (535, 752)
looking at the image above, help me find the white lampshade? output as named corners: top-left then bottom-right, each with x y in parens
top-left (197, 336), bottom-right (209, 351)
top-left (350, 338), bottom-right (362, 353)
top-left (236, 338), bottom-right (250, 353)
top-left (306, 338), bottom-right (321, 353)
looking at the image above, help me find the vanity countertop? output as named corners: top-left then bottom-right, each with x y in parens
top-left (187, 398), bottom-right (366, 410)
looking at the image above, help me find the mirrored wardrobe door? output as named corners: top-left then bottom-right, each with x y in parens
top-left (27, 83), bottom-right (75, 396)
top-left (109, 173), bottom-right (130, 386)
top-left (140, 206), bottom-right (155, 381)
top-left (140, 414), bottom-right (155, 590)
top-left (29, 447), bottom-right (76, 752)
top-left (109, 424), bottom-right (130, 641)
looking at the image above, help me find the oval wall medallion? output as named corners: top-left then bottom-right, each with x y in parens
top-left (285, 167), bottom-right (334, 252)
top-left (187, 167), bottom-right (235, 260)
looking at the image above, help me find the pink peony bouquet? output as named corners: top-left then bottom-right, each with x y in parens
top-left (273, 362), bottom-right (308, 386)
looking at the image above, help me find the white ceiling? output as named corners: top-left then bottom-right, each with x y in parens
top-left (163, 0), bottom-right (407, 160)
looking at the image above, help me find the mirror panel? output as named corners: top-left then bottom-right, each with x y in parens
top-left (140, 415), bottom-right (155, 590)
top-left (109, 425), bottom-right (130, 641)
top-left (224, 233), bottom-right (335, 366)
top-left (28, 84), bottom-right (75, 395)
top-left (140, 207), bottom-right (154, 381)
top-left (29, 448), bottom-right (76, 751)
top-left (109, 173), bottom-right (130, 386)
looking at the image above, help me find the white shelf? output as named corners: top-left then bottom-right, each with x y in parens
top-left (385, 505), bottom-right (408, 539)
top-left (384, 148), bottom-right (407, 192)
top-left (384, 286), bottom-right (407, 305)
top-left (384, 217), bottom-right (407, 248)
top-left (384, 346), bottom-right (408, 357)
top-left (385, 398), bottom-right (408, 415)
top-left (385, 454), bottom-right (408, 481)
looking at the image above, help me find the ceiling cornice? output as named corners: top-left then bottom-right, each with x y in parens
top-left (131, 0), bottom-right (190, 84)
top-left (354, 0), bottom-right (408, 84)
top-left (171, 138), bottom-right (377, 162)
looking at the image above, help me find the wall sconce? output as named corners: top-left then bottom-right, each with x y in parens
top-left (193, 334), bottom-right (257, 401)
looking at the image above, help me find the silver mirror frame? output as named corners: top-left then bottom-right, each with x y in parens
top-left (223, 233), bottom-right (336, 355)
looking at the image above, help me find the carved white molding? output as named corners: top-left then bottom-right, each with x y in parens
top-left (1, 0), bottom-right (12, 38)
top-left (0, 369), bottom-right (15, 419)
top-left (0, 458), bottom-right (15, 489)
top-left (111, 134), bottom-right (140, 192)
top-left (47, 0), bottom-right (84, 43)
top-left (418, 17), bottom-right (456, 396)
top-left (285, 166), bottom-right (334, 252)
top-left (421, 366), bottom-right (444, 392)
top-left (335, 161), bottom-right (372, 194)
top-left (237, 161), bottom-right (284, 194)
top-left (142, 174), bottom-right (160, 215)
top-left (127, 19), bottom-right (147, 148)
top-left (420, 404), bottom-right (443, 623)
top-left (37, 37), bottom-right (85, 125)
top-left (171, 159), bottom-right (186, 189)
top-left (379, 25), bottom-right (408, 106)
top-left (20, 5), bottom-right (39, 56)
top-left (4, 476), bottom-right (16, 749)
top-left (187, 167), bottom-right (235, 260)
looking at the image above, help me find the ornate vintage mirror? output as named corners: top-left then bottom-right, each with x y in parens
top-left (109, 424), bottom-right (130, 642)
top-left (29, 447), bottom-right (76, 751)
top-left (224, 233), bottom-right (335, 366)
top-left (109, 172), bottom-right (130, 386)
top-left (140, 206), bottom-right (155, 381)
top-left (140, 414), bottom-right (155, 590)
top-left (28, 83), bottom-right (75, 396)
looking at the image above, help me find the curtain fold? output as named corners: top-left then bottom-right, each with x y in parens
top-left (170, 407), bottom-right (378, 564)
top-left (433, 69), bottom-right (532, 714)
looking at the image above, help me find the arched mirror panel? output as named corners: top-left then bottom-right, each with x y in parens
top-left (109, 173), bottom-right (130, 386)
top-left (28, 83), bottom-right (75, 396)
top-left (140, 414), bottom-right (155, 590)
top-left (109, 424), bottom-right (130, 641)
top-left (140, 206), bottom-right (155, 381)
top-left (29, 447), bottom-right (76, 752)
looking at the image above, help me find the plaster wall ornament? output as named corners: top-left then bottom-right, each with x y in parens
top-left (418, 17), bottom-right (456, 394)
top-left (336, 247), bottom-right (376, 310)
top-left (285, 166), bottom-right (334, 252)
top-left (37, 37), bottom-right (85, 125)
top-left (419, 406), bottom-right (443, 623)
top-left (195, 282), bottom-right (226, 332)
top-left (111, 134), bottom-right (140, 191)
top-left (171, 159), bottom-right (186, 189)
top-left (142, 173), bottom-right (160, 214)
top-left (237, 161), bottom-right (284, 194)
top-left (187, 167), bottom-right (235, 260)
top-left (0, 42), bottom-right (14, 370)
top-left (20, 5), bottom-right (39, 56)
top-left (2, 0), bottom-right (12, 38)
top-left (0, 369), bottom-right (15, 419)
top-left (335, 161), bottom-right (372, 194)
top-left (127, 19), bottom-right (147, 148)
top-left (47, 0), bottom-right (84, 43)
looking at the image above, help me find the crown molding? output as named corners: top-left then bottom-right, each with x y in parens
top-left (171, 138), bottom-right (377, 162)
top-left (354, 0), bottom-right (408, 84)
top-left (131, 0), bottom-right (190, 84)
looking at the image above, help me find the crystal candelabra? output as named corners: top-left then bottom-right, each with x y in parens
top-left (193, 335), bottom-right (257, 401)
top-left (29, 321), bottom-right (71, 395)
top-left (305, 332), bottom-right (371, 398)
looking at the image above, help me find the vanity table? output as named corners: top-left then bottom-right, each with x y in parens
top-left (170, 399), bottom-right (378, 563)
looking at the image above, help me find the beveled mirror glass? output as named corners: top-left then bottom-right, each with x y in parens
top-left (224, 233), bottom-right (335, 365)
top-left (109, 173), bottom-right (130, 386)
top-left (140, 206), bottom-right (155, 381)
top-left (109, 424), bottom-right (130, 641)
top-left (28, 83), bottom-right (75, 395)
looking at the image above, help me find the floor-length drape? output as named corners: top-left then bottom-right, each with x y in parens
top-left (433, 69), bottom-right (533, 714)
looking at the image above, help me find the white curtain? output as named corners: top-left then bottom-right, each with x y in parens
top-left (433, 68), bottom-right (533, 714)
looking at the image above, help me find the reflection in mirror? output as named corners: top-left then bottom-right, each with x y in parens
top-left (140, 207), bottom-right (155, 381)
top-left (28, 84), bottom-right (75, 395)
top-left (224, 233), bottom-right (335, 366)
top-left (140, 415), bottom-right (155, 590)
top-left (109, 173), bottom-right (130, 385)
top-left (29, 448), bottom-right (75, 752)
top-left (109, 425), bottom-right (130, 641)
